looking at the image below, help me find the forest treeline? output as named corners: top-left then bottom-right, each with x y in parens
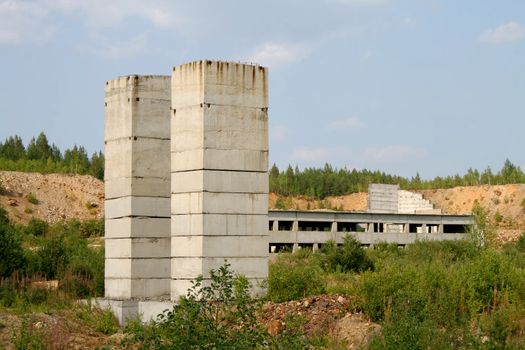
top-left (0, 133), bottom-right (104, 180)
top-left (270, 160), bottom-right (525, 198)
top-left (2, 133), bottom-right (524, 198)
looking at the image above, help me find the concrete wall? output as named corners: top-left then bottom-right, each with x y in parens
top-left (170, 61), bottom-right (269, 300)
top-left (104, 75), bottom-right (171, 300)
top-left (368, 184), bottom-right (439, 214)
top-left (368, 184), bottom-right (399, 213)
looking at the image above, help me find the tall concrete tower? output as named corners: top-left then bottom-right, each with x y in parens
top-left (170, 61), bottom-right (269, 299)
top-left (104, 75), bottom-right (171, 300)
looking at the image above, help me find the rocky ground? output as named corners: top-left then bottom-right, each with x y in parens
top-left (0, 295), bottom-right (379, 349)
top-left (0, 171), bottom-right (103, 224)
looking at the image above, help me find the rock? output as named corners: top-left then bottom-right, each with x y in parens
top-left (267, 320), bottom-right (282, 336)
top-left (337, 296), bottom-right (346, 304)
top-left (8, 198), bottom-right (18, 206)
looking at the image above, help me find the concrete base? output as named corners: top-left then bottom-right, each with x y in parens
top-left (93, 298), bottom-right (175, 325)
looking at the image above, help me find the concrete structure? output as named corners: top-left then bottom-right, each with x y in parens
top-left (368, 184), bottom-right (438, 214)
top-left (170, 61), bottom-right (269, 299)
top-left (104, 75), bottom-right (171, 300)
top-left (101, 64), bottom-right (472, 325)
top-left (268, 210), bottom-right (471, 252)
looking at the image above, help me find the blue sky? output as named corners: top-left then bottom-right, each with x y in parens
top-left (1, 0), bottom-right (524, 179)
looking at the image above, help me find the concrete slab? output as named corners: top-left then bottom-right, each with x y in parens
top-left (105, 75), bottom-right (171, 141)
top-left (105, 177), bottom-right (170, 199)
top-left (172, 61), bottom-right (268, 109)
top-left (105, 217), bottom-right (171, 238)
top-left (171, 213), bottom-right (268, 236)
top-left (104, 278), bottom-right (170, 300)
top-left (171, 149), bottom-right (268, 172)
top-left (171, 257), bottom-right (268, 279)
top-left (171, 235), bottom-right (268, 257)
top-left (171, 192), bottom-right (268, 215)
top-left (105, 196), bottom-right (170, 219)
top-left (105, 238), bottom-right (171, 258)
top-left (172, 170), bottom-right (268, 194)
top-left (105, 258), bottom-right (170, 279)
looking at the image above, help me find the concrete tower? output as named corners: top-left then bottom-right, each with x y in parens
top-left (170, 61), bottom-right (269, 299)
top-left (104, 75), bottom-right (171, 300)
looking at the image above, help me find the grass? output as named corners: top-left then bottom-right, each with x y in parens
top-left (26, 192), bottom-right (38, 205)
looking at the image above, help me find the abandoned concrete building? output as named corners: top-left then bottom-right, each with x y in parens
top-left (99, 60), bottom-right (471, 323)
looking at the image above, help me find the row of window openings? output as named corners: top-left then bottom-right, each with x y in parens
top-left (269, 220), bottom-right (467, 234)
top-left (268, 243), bottom-right (406, 253)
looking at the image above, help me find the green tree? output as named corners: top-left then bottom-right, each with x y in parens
top-left (0, 135), bottom-right (25, 160)
top-left (0, 207), bottom-right (26, 277)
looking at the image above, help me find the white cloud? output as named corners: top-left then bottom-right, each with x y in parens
top-left (246, 42), bottom-right (311, 69)
top-left (48, 0), bottom-right (178, 29)
top-left (328, 117), bottom-right (365, 130)
top-left (364, 145), bottom-right (427, 163)
top-left (0, 0), bottom-right (178, 47)
top-left (0, 0), bottom-right (55, 45)
top-left (478, 21), bottom-right (525, 44)
top-left (291, 146), bottom-right (352, 163)
top-left (270, 126), bottom-right (288, 142)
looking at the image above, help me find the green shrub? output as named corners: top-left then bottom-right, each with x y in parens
top-left (79, 219), bottom-right (104, 238)
top-left (26, 192), bottom-right (38, 205)
top-left (0, 209), bottom-right (26, 277)
top-left (319, 235), bottom-right (374, 273)
top-left (24, 218), bottom-right (48, 237)
top-left (124, 263), bottom-right (313, 349)
top-left (268, 250), bottom-right (325, 302)
top-left (95, 309), bottom-right (119, 335)
top-left (125, 262), bottom-right (307, 349)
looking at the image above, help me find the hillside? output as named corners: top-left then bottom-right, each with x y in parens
top-left (1, 171), bottom-right (523, 242)
top-left (0, 171), bottom-right (103, 224)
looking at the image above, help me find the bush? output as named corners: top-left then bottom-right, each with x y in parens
top-left (95, 309), bottom-right (119, 335)
top-left (26, 192), bottom-right (38, 205)
top-left (79, 219), bottom-right (104, 238)
top-left (0, 209), bottom-right (26, 277)
top-left (24, 218), bottom-right (48, 237)
top-left (268, 250), bottom-right (326, 302)
top-left (125, 262), bottom-right (307, 349)
top-left (319, 235), bottom-right (374, 273)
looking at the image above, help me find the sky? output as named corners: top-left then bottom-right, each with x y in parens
top-left (0, 0), bottom-right (524, 179)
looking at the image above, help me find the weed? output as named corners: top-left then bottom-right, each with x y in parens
top-left (319, 235), bottom-right (374, 273)
top-left (26, 193), bottom-right (38, 205)
top-left (12, 318), bottom-right (45, 350)
top-left (95, 309), bottom-right (119, 335)
top-left (268, 250), bottom-right (325, 302)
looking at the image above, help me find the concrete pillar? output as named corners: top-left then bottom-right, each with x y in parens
top-left (104, 75), bottom-right (171, 300)
top-left (272, 220), bottom-right (278, 231)
top-left (331, 221), bottom-right (337, 232)
top-left (170, 61), bottom-right (269, 300)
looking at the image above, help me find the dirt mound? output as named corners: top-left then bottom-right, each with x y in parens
top-left (259, 294), bottom-right (380, 348)
top-left (269, 192), bottom-right (367, 211)
top-left (0, 171), bottom-right (103, 224)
